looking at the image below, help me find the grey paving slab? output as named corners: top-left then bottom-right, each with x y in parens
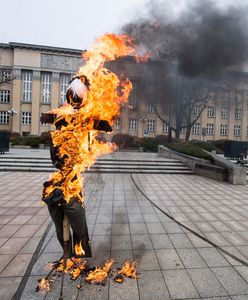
top-left (163, 269), bottom-right (199, 299)
top-left (197, 247), bottom-right (231, 267)
top-left (156, 249), bottom-right (184, 270)
top-left (177, 248), bottom-right (208, 268)
top-left (188, 268), bottom-right (228, 298)
top-left (137, 270), bottom-right (170, 300)
top-left (211, 267), bottom-right (248, 295)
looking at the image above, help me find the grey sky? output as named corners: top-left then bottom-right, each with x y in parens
top-left (1, 0), bottom-right (246, 51)
top-left (1, 0), bottom-right (148, 50)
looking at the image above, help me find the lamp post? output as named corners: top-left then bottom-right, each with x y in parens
top-left (7, 108), bottom-right (18, 133)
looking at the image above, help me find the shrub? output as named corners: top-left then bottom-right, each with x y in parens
top-left (164, 142), bottom-right (213, 161)
top-left (112, 134), bottom-right (136, 148)
top-left (189, 140), bottom-right (215, 152)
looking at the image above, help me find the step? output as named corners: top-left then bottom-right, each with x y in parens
top-left (0, 166), bottom-right (194, 174)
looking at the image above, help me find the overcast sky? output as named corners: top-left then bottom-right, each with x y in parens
top-left (1, 0), bottom-right (149, 50)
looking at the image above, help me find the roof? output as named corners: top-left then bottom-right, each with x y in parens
top-left (0, 42), bottom-right (84, 55)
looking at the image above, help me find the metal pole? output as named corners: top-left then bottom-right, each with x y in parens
top-left (59, 214), bottom-right (70, 300)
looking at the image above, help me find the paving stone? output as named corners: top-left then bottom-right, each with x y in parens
top-left (43, 236), bottom-right (62, 253)
top-left (1, 253), bottom-right (32, 277)
top-left (162, 222), bottom-right (183, 233)
top-left (169, 233), bottom-right (194, 248)
top-left (128, 214), bottom-right (144, 223)
top-left (111, 235), bottom-right (132, 251)
top-left (211, 267), bottom-right (248, 295)
top-left (137, 270), bottom-right (170, 300)
top-left (9, 215), bottom-right (33, 225)
top-left (0, 215), bottom-right (15, 225)
top-left (198, 248), bottom-right (231, 267)
top-left (0, 276), bottom-right (22, 300)
top-left (20, 275), bottom-right (46, 300)
top-left (133, 249), bottom-right (160, 271)
top-left (0, 254), bottom-right (14, 274)
top-left (0, 237), bottom-right (29, 254)
top-left (177, 248), bottom-right (208, 268)
top-left (113, 213), bottom-right (129, 224)
top-left (78, 280), bottom-right (109, 300)
top-left (146, 223), bottom-right (165, 234)
top-left (187, 233), bottom-right (212, 248)
top-left (143, 214), bottom-right (160, 223)
top-left (234, 266), bottom-right (248, 283)
top-left (150, 234), bottom-right (173, 250)
top-left (96, 214), bottom-right (112, 224)
top-left (156, 249), bottom-right (184, 270)
top-left (129, 223), bottom-right (148, 235)
top-left (20, 237), bottom-right (41, 254)
top-left (163, 269), bottom-right (199, 299)
top-left (112, 223), bottom-right (130, 235)
top-left (131, 235), bottom-right (153, 250)
top-left (109, 277), bottom-right (139, 300)
top-left (13, 224), bottom-right (41, 238)
top-left (0, 224), bottom-right (22, 237)
top-left (31, 252), bottom-right (62, 276)
top-left (188, 268), bottom-right (228, 297)
top-left (93, 223), bottom-right (112, 236)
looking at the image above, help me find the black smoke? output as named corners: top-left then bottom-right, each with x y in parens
top-left (122, 0), bottom-right (248, 77)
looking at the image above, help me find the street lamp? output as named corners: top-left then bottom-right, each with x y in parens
top-left (7, 108), bottom-right (18, 132)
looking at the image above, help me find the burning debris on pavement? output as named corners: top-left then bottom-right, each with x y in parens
top-left (37, 258), bottom-right (138, 292)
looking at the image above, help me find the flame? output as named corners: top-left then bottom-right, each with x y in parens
top-left (85, 258), bottom-right (115, 284)
top-left (75, 241), bottom-right (85, 257)
top-left (42, 34), bottom-right (143, 204)
top-left (36, 277), bottom-right (54, 292)
top-left (118, 260), bottom-right (138, 279)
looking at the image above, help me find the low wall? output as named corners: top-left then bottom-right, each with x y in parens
top-left (158, 145), bottom-right (229, 182)
top-left (211, 152), bottom-right (247, 185)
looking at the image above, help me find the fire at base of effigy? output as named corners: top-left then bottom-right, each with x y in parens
top-left (37, 258), bottom-right (138, 292)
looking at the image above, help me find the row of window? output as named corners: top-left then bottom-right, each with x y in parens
top-left (0, 111), bottom-right (31, 125)
top-left (113, 117), bottom-right (245, 137)
top-left (192, 106), bottom-right (242, 119)
top-left (22, 71), bottom-right (70, 104)
top-left (0, 111), bottom-right (246, 137)
top-left (192, 123), bottom-right (242, 136)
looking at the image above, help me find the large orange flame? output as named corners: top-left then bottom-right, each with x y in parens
top-left (42, 34), bottom-right (141, 203)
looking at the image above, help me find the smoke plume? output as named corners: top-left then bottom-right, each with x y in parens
top-left (122, 0), bottom-right (248, 77)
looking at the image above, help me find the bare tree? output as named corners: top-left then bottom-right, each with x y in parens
top-left (141, 75), bottom-right (213, 141)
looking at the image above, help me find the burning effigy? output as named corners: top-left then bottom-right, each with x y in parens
top-left (39, 34), bottom-right (142, 295)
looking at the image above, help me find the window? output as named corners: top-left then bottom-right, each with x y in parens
top-left (21, 112), bottom-right (31, 125)
top-left (148, 104), bottom-right (155, 113)
top-left (1, 70), bottom-right (11, 81)
top-left (220, 124), bottom-right (228, 136)
top-left (234, 108), bottom-right (241, 120)
top-left (128, 118), bottom-right (137, 130)
top-left (114, 118), bottom-right (121, 130)
top-left (162, 123), bottom-right (169, 133)
top-left (0, 111), bottom-right (9, 124)
top-left (207, 106), bottom-right (215, 117)
top-left (206, 123), bottom-right (214, 135)
top-left (60, 74), bottom-right (70, 103)
top-left (221, 108), bottom-right (228, 119)
top-left (181, 122), bottom-right (186, 133)
top-left (0, 90), bottom-right (10, 103)
top-left (222, 92), bottom-right (229, 106)
top-left (234, 125), bottom-right (241, 137)
top-left (147, 119), bottom-right (155, 132)
top-left (22, 71), bottom-right (33, 102)
top-left (41, 72), bottom-right (52, 103)
top-left (208, 92), bottom-right (215, 101)
top-left (192, 123), bottom-right (200, 135)
top-left (129, 98), bottom-right (138, 109)
top-left (236, 93), bottom-right (242, 106)
top-left (192, 107), bottom-right (199, 117)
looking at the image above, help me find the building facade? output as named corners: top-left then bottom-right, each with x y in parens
top-left (0, 42), bottom-right (82, 135)
top-left (1, 42), bottom-right (248, 141)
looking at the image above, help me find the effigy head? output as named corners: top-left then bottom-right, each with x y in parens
top-left (66, 75), bottom-right (90, 108)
